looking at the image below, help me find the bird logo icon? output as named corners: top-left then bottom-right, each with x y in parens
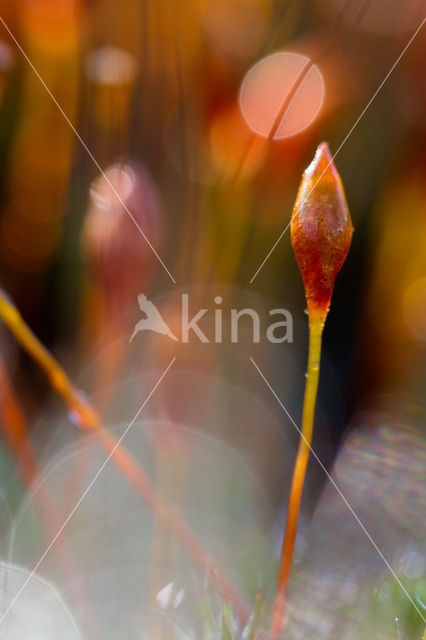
top-left (130, 294), bottom-right (178, 342)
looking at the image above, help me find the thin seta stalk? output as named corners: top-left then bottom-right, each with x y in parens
top-left (270, 142), bottom-right (354, 639)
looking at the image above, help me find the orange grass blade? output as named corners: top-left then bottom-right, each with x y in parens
top-left (0, 290), bottom-right (99, 431)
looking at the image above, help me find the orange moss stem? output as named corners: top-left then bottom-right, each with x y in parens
top-left (0, 290), bottom-right (99, 431)
top-left (270, 142), bottom-right (353, 638)
top-left (269, 310), bottom-right (325, 639)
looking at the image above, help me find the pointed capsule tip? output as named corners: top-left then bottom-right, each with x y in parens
top-left (317, 141), bottom-right (332, 159)
top-left (305, 142), bottom-right (335, 179)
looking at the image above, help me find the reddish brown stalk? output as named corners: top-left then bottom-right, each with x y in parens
top-left (269, 143), bottom-right (353, 639)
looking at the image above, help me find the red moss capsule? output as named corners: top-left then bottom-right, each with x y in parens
top-left (291, 142), bottom-right (353, 317)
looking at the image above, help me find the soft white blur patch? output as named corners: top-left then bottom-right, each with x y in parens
top-left (156, 582), bottom-right (185, 611)
top-left (89, 164), bottom-right (135, 213)
top-left (84, 161), bottom-right (162, 259)
top-left (11, 419), bottom-right (274, 639)
top-left (0, 562), bottom-right (81, 639)
top-left (85, 47), bottom-right (137, 86)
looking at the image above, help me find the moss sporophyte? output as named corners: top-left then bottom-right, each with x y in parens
top-left (270, 142), bottom-right (353, 639)
top-left (0, 141), bottom-right (353, 637)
